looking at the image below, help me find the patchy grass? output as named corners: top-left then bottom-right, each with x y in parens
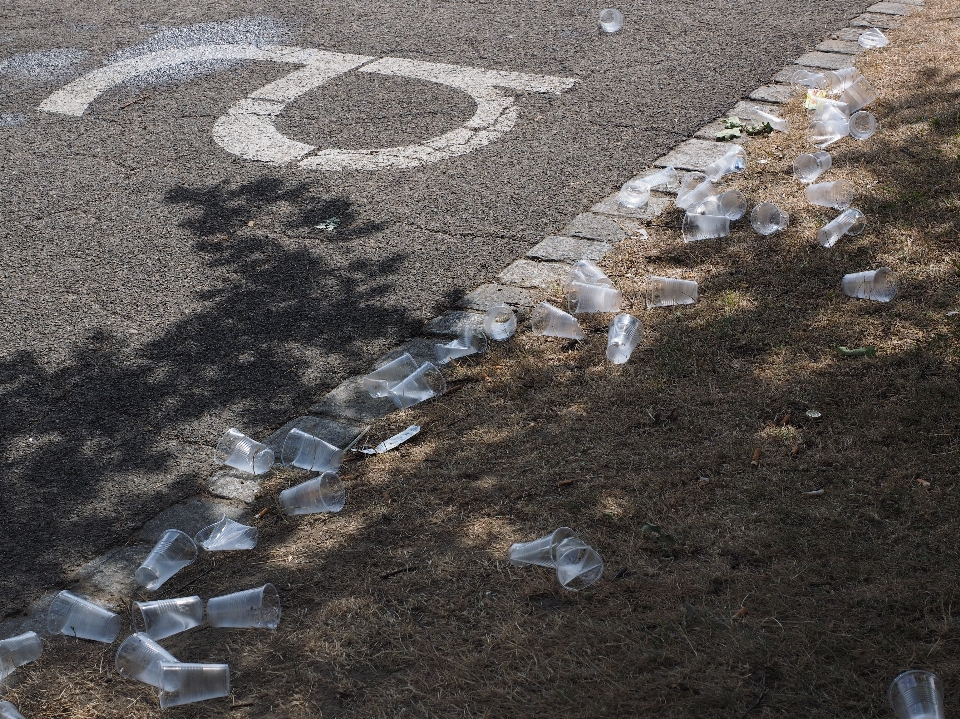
top-left (6, 2), bottom-right (960, 718)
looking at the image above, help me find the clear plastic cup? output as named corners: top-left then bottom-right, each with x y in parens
top-left (675, 172), bottom-right (713, 210)
top-left (555, 536), bottom-right (604, 591)
top-left (682, 213), bottom-right (730, 242)
top-left (132, 597), bottom-right (203, 640)
top-left (791, 68), bottom-right (825, 89)
top-left (483, 304), bottom-right (517, 341)
top-left (281, 428), bottom-right (345, 472)
top-left (793, 151), bottom-right (832, 183)
top-left (813, 98), bottom-right (851, 122)
top-left (507, 527), bottom-right (578, 567)
top-left (807, 119), bottom-right (850, 148)
top-left (703, 145), bottom-right (746, 180)
top-left (387, 362), bottom-right (446, 409)
top-left (645, 275), bottom-right (697, 308)
top-left (839, 76), bottom-right (878, 113)
top-left (849, 110), bottom-right (877, 139)
top-left (888, 670), bottom-right (944, 719)
top-left (617, 178), bottom-right (650, 209)
top-left (823, 67), bottom-right (863, 94)
top-left (530, 302), bottom-right (585, 340)
top-left (805, 179), bottom-right (855, 210)
top-left (115, 633), bottom-right (178, 687)
top-left (194, 516), bottom-right (258, 551)
top-left (0, 632), bottom-right (42, 680)
top-left (842, 266), bottom-right (898, 302)
top-left (693, 190), bottom-right (747, 220)
top-left (434, 327), bottom-right (488, 364)
top-left (642, 166), bottom-right (680, 190)
top-left (750, 203), bottom-right (789, 236)
top-left (0, 702), bottom-right (25, 719)
top-left (599, 8), bottom-right (623, 32)
top-left (215, 428), bottom-right (274, 475)
top-left (565, 259), bottom-right (613, 291)
top-left (136, 529), bottom-right (198, 591)
top-left (859, 27), bottom-right (889, 49)
top-left (158, 661), bottom-right (230, 709)
top-left (752, 107), bottom-right (790, 132)
top-left (606, 313), bottom-right (643, 364)
top-left (279, 472), bottom-right (346, 515)
top-left (363, 352), bottom-right (420, 398)
top-left (567, 281), bottom-right (622, 313)
top-left (46, 590), bottom-right (121, 643)
top-left (818, 208), bottom-right (866, 247)
top-left (206, 583), bottom-right (280, 629)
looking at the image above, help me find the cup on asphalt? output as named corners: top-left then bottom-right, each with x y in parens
top-left (567, 281), bottom-right (622, 313)
top-left (859, 27), bottom-right (889, 49)
top-left (530, 302), bottom-right (585, 339)
top-left (752, 107), bottom-right (790, 132)
top-left (158, 661), bottom-right (231, 709)
top-left (617, 177), bottom-right (650, 209)
top-left (645, 275), bottom-right (698, 308)
top-left (849, 110), bottom-right (877, 139)
top-left (822, 67), bottom-right (862, 94)
top-left (434, 327), bottom-right (488, 364)
top-left (46, 590), bottom-right (121, 643)
top-left (281, 428), bottom-right (344, 473)
top-left (115, 632), bottom-right (179, 687)
top-left (598, 8), bottom-right (623, 32)
top-left (606, 313), bottom-right (643, 364)
top-left (194, 516), bottom-right (258, 551)
top-left (483, 304), bottom-right (517, 340)
top-left (675, 172), bottom-right (713, 210)
top-left (0, 702), bottom-right (25, 719)
top-left (215, 428), bottom-right (274, 475)
top-left (279, 472), bottom-right (346, 515)
top-left (842, 267), bottom-right (898, 302)
top-left (554, 536), bottom-right (604, 591)
top-left (818, 208), bottom-right (866, 247)
top-left (749, 202), bottom-right (789, 235)
top-left (808, 119), bottom-right (850, 148)
top-left (839, 75), bottom-right (878, 112)
top-left (507, 527), bottom-right (578, 567)
top-left (565, 259), bottom-right (613, 291)
top-left (703, 146), bottom-right (746, 180)
top-left (693, 189), bottom-right (747, 220)
top-left (682, 213), bottom-right (730, 242)
top-left (133, 597), bottom-right (204, 640)
top-left (136, 529), bottom-right (198, 591)
top-left (206, 583), bottom-right (280, 630)
top-left (805, 179), bottom-right (855, 210)
top-left (387, 362), bottom-right (446, 409)
top-left (0, 631), bottom-right (42, 680)
top-left (793, 151), bottom-right (832, 183)
top-left (363, 352), bottom-right (420, 398)
top-left (888, 670), bottom-right (944, 719)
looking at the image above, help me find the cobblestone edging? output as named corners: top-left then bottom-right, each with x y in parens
top-left (0, 0), bottom-right (923, 639)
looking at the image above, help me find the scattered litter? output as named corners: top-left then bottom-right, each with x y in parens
top-left (849, 110), bottom-right (877, 140)
top-left (645, 275), bottom-right (698, 308)
top-left (598, 8), bottom-right (623, 32)
top-left (206, 583), bottom-right (280, 629)
top-left (564, 259), bottom-right (614, 291)
top-left (133, 597), bottom-right (204, 640)
top-left (889, 670), bottom-right (943, 719)
top-left (606, 313), bottom-right (643, 364)
top-left (279, 472), bottom-right (346, 515)
top-left (557, 478), bottom-right (576, 487)
top-left (805, 179), bottom-right (855, 210)
top-left (115, 633), bottom-right (178, 688)
top-left (703, 145), bottom-right (746, 181)
top-left (808, 118), bottom-right (850, 148)
top-left (359, 425), bottom-right (421, 455)
top-left (363, 353), bottom-right (447, 408)
top-left (214, 428), bottom-right (274, 475)
top-left (793, 151), bottom-right (832, 184)
top-left (568, 281), bottom-right (622, 312)
top-left (676, 172), bottom-right (714, 210)
top-left (836, 345), bottom-right (877, 358)
top-left (435, 327), bottom-right (488, 364)
top-left (750, 448), bottom-right (762, 468)
top-left (818, 208), bottom-right (866, 247)
top-left (948, 311), bottom-right (959, 317)
top-left (683, 212), bottom-right (730, 242)
top-left (194, 516), bottom-right (258, 551)
top-left (805, 410), bottom-right (822, 419)
top-left (508, 527), bottom-right (604, 591)
top-left (805, 489), bottom-right (825, 496)
top-left (531, 301), bottom-right (585, 339)
top-left (842, 267), bottom-right (898, 302)
top-left (698, 476), bottom-right (711, 484)
top-left (838, 76), bottom-right (878, 113)
top-left (0, 631), bottom-right (42, 681)
top-left (618, 167), bottom-right (679, 208)
top-left (158, 661), bottom-right (231, 708)
top-left (282, 428), bottom-right (344, 472)
top-left (254, 507), bottom-right (270, 519)
top-left (823, 67), bottom-right (863, 95)
top-left (692, 189), bottom-right (747, 221)
top-left (47, 590), bottom-right (121, 643)
top-left (484, 304), bottom-right (517, 340)
top-left (313, 217), bottom-right (341, 231)
top-left (750, 202), bottom-right (790, 235)
top-left (0, 701), bottom-right (26, 719)
top-left (364, 353), bottom-right (420, 398)
top-left (793, 69), bottom-right (826, 90)
top-left (752, 107), bottom-right (790, 133)
top-left (859, 27), bottom-right (889, 49)
top-left (136, 529), bottom-right (198, 590)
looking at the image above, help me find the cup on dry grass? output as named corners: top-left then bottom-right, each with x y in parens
top-left (194, 516), bottom-right (258, 551)
top-left (434, 327), bottom-right (488, 364)
top-left (693, 189), bottom-right (747, 220)
top-left (645, 275), bottom-right (697, 308)
top-left (805, 179), bottom-right (854, 210)
top-left (675, 172), bottom-right (714, 210)
top-left (818, 208), bottom-right (866, 248)
top-left (281, 428), bottom-right (344, 473)
top-left (793, 151), bottom-right (832, 183)
top-left (888, 670), bottom-right (944, 719)
top-left (158, 661), bottom-right (230, 709)
top-left (362, 352), bottom-right (419, 398)
top-left (859, 27), bottom-right (888, 49)
top-left (808, 119), bottom-right (850, 148)
top-left (822, 67), bottom-right (862, 94)
top-left (555, 536), bottom-right (604, 591)
top-left (47, 590), bottom-right (121, 643)
top-left (0, 631), bottom-right (42, 680)
top-left (508, 527), bottom-right (578, 567)
top-left (682, 213), bottom-right (730, 242)
top-left (531, 302), bottom-right (584, 339)
top-left (215, 428), bottom-right (274, 475)
top-left (567, 282), bottom-right (622, 313)
top-left (387, 362), bottom-right (446, 409)
top-left (849, 110), bottom-right (877, 139)
top-left (136, 529), bottom-right (198, 591)
top-left (791, 68), bottom-right (825, 89)
top-left (133, 597), bottom-right (203, 640)
top-left (565, 259), bottom-right (613, 291)
top-left (749, 203), bottom-right (789, 235)
top-left (115, 633), bottom-right (179, 687)
top-left (606, 314), bottom-right (643, 364)
top-left (483, 304), bottom-right (517, 340)
top-left (0, 702), bottom-right (25, 719)
top-left (752, 107), bottom-right (790, 132)
top-left (617, 177), bottom-right (650, 209)
top-left (279, 472), bottom-right (346, 515)
top-left (839, 76), bottom-right (878, 112)
top-left (703, 145), bottom-right (746, 180)
top-left (842, 267), bottom-right (898, 302)
top-left (206, 583), bottom-right (281, 630)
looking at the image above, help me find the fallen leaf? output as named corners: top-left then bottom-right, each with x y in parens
top-left (733, 606), bottom-right (749, 619)
top-left (557, 479), bottom-right (575, 487)
top-left (751, 448), bottom-right (762, 468)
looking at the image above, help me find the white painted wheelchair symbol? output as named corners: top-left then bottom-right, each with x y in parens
top-left (39, 45), bottom-right (576, 171)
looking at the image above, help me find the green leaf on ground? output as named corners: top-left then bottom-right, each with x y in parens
top-left (745, 121), bottom-right (774, 136)
top-left (716, 127), bottom-right (742, 141)
top-left (722, 117), bottom-right (744, 129)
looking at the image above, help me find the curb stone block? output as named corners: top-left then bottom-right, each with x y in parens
top-left (309, 376), bottom-right (398, 422)
top-left (526, 236), bottom-right (614, 262)
top-left (498, 259), bottom-right (571, 290)
top-left (851, 13), bottom-right (901, 27)
top-left (817, 39), bottom-right (864, 54)
top-left (424, 310), bottom-right (486, 336)
top-left (695, 100), bottom-right (785, 139)
top-left (137, 497), bottom-right (249, 544)
top-left (627, 168), bottom-right (699, 195)
top-left (833, 27), bottom-right (867, 42)
top-left (69, 545), bottom-right (152, 605)
top-left (654, 139), bottom-right (740, 171)
top-left (773, 66), bottom-right (800, 84)
top-left (457, 284), bottom-right (534, 312)
top-left (206, 470), bottom-right (261, 503)
top-left (796, 51), bottom-right (857, 70)
top-left (749, 84), bottom-right (793, 104)
top-left (867, 1), bottom-right (915, 14)
top-left (590, 193), bottom-right (672, 219)
top-left (563, 212), bottom-right (645, 242)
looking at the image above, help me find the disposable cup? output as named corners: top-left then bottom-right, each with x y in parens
top-left (675, 173), bottom-right (714, 210)
top-left (206, 583), bottom-right (280, 629)
top-left (279, 472), bottom-right (346, 515)
top-left (842, 266), bottom-right (898, 302)
top-left (888, 670), bottom-right (944, 719)
top-left (859, 27), bottom-right (889, 49)
top-left (703, 146), bottom-right (746, 180)
top-left (508, 528), bottom-right (578, 567)
top-left (791, 69), bottom-right (825, 89)
top-left (530, 302), bottom-right (584, 339)
top-left (693, 189), bottom-right (747, 220)
top-left (606, 313), bottom-right (643, 364)
top-left (46, 590), bottom-right (120, 643)
top-left (565, 259), bottom-right (613, 291)
top-left (641, 166), bottom-right (680, 191)
top-left (813, 99), bottom-right (851, 122)
top-left (0, 632), bottom-right (42, 680)
top-left (823, 67), bottom-right (862, 94)
top-left (750, 202), bottom-right (789, 235)
top-left (483, 304), bottom-right (517, 341)
top-left (617, 178), bottom-right (650, 209)
top-left (158, 661), bottom-right (230, 709)
top-left (808, 119), bottom-right (850, 148)
top-left (214, 428), bottom-right (273, 475)
top-left (818, 208), bottom-right (866, 247)
top-left (0, 702), bottom-right (25, 719)
top-left (793, 151), bottom-right (832, 183)
top-left (682, 213), bottom-right (730, 242)
top-left (567, 282), bottom-right (622, 313)
top-left (645, 275), bottom-right (697, 308)
top-left (115, 633), bottom-right (178, 687)
top-left (805, 179), bottom-right (855, 210)
top-left (362, 352), bottom-right (419, 398)
top-left (387, 362), bottom-right (446, 409)
top-left (752, 107), bottom-right (790, 132)
top-left (599, 8), bottom-right (623, 32)
top-left (194, 516), bottom-right (258, 551)
top-left (434, 327), bottom-right (488, 364)
top-left (281, 428), bottom-right (344, 472)
top-left (555, 537), bottom-right (604, 591)
top-left (839, 76), bottom-right (878, 112)
top-left (133, 597), bottom-right (203, 640)
top-left (135, 529), bottom-right (198, 591)
top-left (849, 111), bottom-right (877, 140)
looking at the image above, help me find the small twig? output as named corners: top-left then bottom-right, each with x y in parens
top-left (380, 565), bottom-right (418, 580)
top-left (740, 670), bottom-right (767, 719)
top-left (120, 93), bottom-right (152, 109)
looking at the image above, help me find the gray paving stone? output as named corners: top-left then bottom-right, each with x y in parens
top-left (833, 27), bottom-right (865, 42)
top-left (497, 259), bottom-right (571, 290)
top-left (851, 12), bottom-right (901, 27)
top-left (526, 236), bottom-right (614, 262)
top-left (817, 39), bottom-right (864, 54)
top-left (694, 100), bottom-right (784, 140)
top-left (136, 497), bottom-right (249, 544)
top-left (562, 212), bottom-right (645, 242)
top-left (263, 415), bottom-right (363, 457)
top-left (773, 66), bottom-right (800, 84)
top-left (749, 84), bottom-right (793, 104)
top-left (310, 375), bottom-right (398, 422)
top-left (0, 592), bottom-right (57, 639)
top-left (654, 138), bottom-right (737, 171)
top-left (626, 167), bottom-right (697, 195)
top-left (424, 310), bottom-right (486, 337)
top-left (70, 545), bottom-right (151, 605)
top-left (206, 470), bottom-right (262, 503)
top-left (867, 1), bottom-right (915, 14)
top-left (457, 284), bottom-right (535, 312)
top-left (590, 193), bottom-right (672, 219)
top-left (796, 51), bottom-right (857, 70)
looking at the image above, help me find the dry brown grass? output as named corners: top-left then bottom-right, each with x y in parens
top-left (6, 2), bottom-right (960, 717)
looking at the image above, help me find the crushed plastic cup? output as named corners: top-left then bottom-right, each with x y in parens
top-left (46, 590), bottom-right (120, 643)
top-left (555, 536), bottom-right (604, 591)
top-left (818, 208), bottom-right (866, 247)
top-left (703, 145), bottom-right (746, 180)
top-left (675, 172), bottom-right (713, 210)
top-left (839, 76), bottom-right (878, 113)
top-left (115, 633), bottom-right (178, 687)
top-left (606, 313), bottom-right (643, 364)
top-left (598, 8), bottom-right (623, 32)
top-left (133, 597), bottom-right (204, 640)
top-left (282, 427), bottom-right (345, 472)
top-left (849, 110), bottom-right (877, 139)
top-left (805, 179), bottom-right (855, 210)
top-left (888, 670), bottom-right (944, 719)
top-left (0, 702), bottom-right (25, 719)
top-left (387, 362), bottom-right (446, 409)
top-left (0, 632), bottom-right (42, 680)
top-left (434, 327), bottom-right (488, 364)
top-left (617, 178), bottom-right (650, 209)
top-left (693, 189), bottom-right (747, 220)
top-left (641, 166), bottom-right (680, 191)
top-left (859, 27), bottom-right (889, 49)
top-left (565, 259), bottom-right (613, 290)
top-left (823, 67), bottom-right (863, 94)
top-left (136, 529), bottom-right (198, 591)
top-left (363, 352), bottom-right (419, 398)
top-left (749, 202), bottom-right (789, 236)
top-left (567, 281), bottom-right (622, 313)
top-left (793, 151), bottom-right (832, 183)
top-left (531, 302), bottom-right (584, 340)
top-left (215, 428), bottom-right (273, 475)
top-left (158, 661), bottom-right (230, 709)
top-left (279, 472), bottom-right (346, 515)
top-left (808, 119), bottom-right (850, 148)
top-left (752, 107), bottom-right (790, 133)
top-left (206, 583), bottom-right (281, 630)
top-left (813, 98), bottom-right (851, 122)
top-left (842, 266), bottom-right (897, 302)
top-left (508, 527), bottom-right (578, 567)
top-left (645, 275), bottom-right (697, 308)
top-left (195, 516), bottom-right (258, 551)
top-left (682, 213), bottom-right (730, 242)
top-left (483, 304), bottom-right (517, 340)
top-left (791, 68), bottom-right (825, 89)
